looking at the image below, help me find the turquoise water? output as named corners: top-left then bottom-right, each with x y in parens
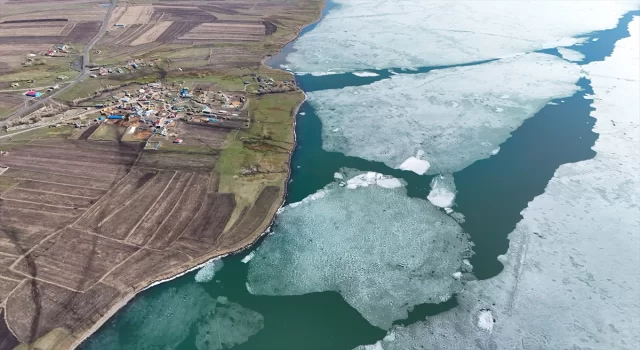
top-left (81, 8), bottom-right (639, 350)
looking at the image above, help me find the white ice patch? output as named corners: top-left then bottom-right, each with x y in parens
top-left (334, 172), bottom-right (344, 180)
top-left (477, 309), bottom-right (495, 332)
top-left (353, 17), bottom-right (640, 350)
top-left (309, 53), bottom-right (581, 173)
top-left (353, 71), bottom-right (380, 77)
top-left (557, 47), bottom-right (586, 62)
top-left (427, 174), bottom-right (457, 208)
top-left (310, 71), bottom-right (340, 76)
top-left (399, 157), bottom-right (431, 175)
top-left (241, 251), bottom-right (255, 263)
top-left (285, 0), bottom-right (636, 71)
top-left (194, 259), bottom-right (224, 283)
top-left (344, 171), bottom-right (404, 189)
top-left (247, 172), bottom-right (470, 329)
top-left (299, 112), bottom-right (306, 116)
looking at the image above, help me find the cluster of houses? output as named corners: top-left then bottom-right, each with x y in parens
top-left (87, 81), bottom-right (249, 142)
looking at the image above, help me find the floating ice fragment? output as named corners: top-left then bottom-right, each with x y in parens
top-left (345, 172), bottom-right (404, 189)
top-left (353, 71), bottom-right (380, 77)
top-left (334, 172), bottom-right (344, 179)
top-left (195, 259), bottom-right (224, 283)
top-left (453, 272), bottom-right (463, 280)
top-left (495, 107), bottom-right (504, 112)
top-left (500, 95), bottom-right (510, 99)
top-left (399, 157), bottom-right (431, 175)
top-left (491, 147), bottom-right (500, 155)
top-left (477, 309), bottom-right (495, 332)
top-left (310, 71), bottom-right (340, 76)
top-left (427, 174), bottom-right (457, 208)
top-left (195, 298), bottom-right (264, 350)
top-left (299, 112), bottom-right (306, 116)
top-left (592, 37), bottom-right (599, 41)
top-left (247, 171), bottom-right (470, 329)
top-left (241, 251), bottom-right (255, 263)
top-left (557, 47), bottom-right (585, 62)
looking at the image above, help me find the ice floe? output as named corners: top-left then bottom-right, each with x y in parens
top-left (353, 17), bottom-right (640, 350)
top-left (194, 259), bottom-right (224, 283)
top-left (84, 284), bottom-right (262, 350)
top-left (344, 171), bottom-right (404, 189)
top-left (352, 71), bottom-right (380, 77)
top-left (241, 251), bottom-right (255, 263)
top-left (195, 297), bottom-right (264, 350)
top-left (309, 53), bottom-right (581, 173)
top-left (427, 174), bottom-right (457, 208)
top-left (557, 47), bottom-right (586, 62)
top-left (286, 0), bottom-right (636, 71)
top-left (247, 170), bottom-right (471, 329)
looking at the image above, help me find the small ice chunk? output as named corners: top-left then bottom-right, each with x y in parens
top-left (195, 260), bottom-right (224, 283)
top-left (399, 157), bottom-right (431, 175)
top-left (353, 71), bottom-right (380, 77)
top-left (453, 272), bottom-right (463, 279)
top-left (241, 251), bottom-right (255, 263)
top-left (310, 71), bottom-right (340, 76)
top-left (299, 112), bottom-right (306, 116)
top-left (500, 95), bottom-right (510, 99)
top-left (334, 172), bottom-right (344, 180)
top-left (477, 309), bottom-right (495, 332)
top-left (345, 172), bottom-right (404, 189)
top-left (592, 37), bottom-right (599, 41)
top-left (495, 107), bottom-right (504, 112)
top-left (491, 147), bottom-right (500, 155)
top-left (427, 174), bottom-right (457, 208)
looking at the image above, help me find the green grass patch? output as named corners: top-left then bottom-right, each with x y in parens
top-left (6, 125), bottom-right (76, 141)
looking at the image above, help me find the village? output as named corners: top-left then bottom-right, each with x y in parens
top-left (80, 81), bottom-right (255, 147)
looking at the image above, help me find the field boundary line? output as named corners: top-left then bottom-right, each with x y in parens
top-left (9, 188), bottom-right (97, 200)
top-left (0, 275), bottom-right (23, 283)
top-left (11, 179), bottom-right (109, 191)
top-left (69, 228), bottom-right (140, 248)
top-left (171, 182), bottom-right (211, 246)
top-left (124, 171), bottom-right (177, 242)
top-left (145, 173), bottom-right (195, 246)
top-left (0, 198), bottom-right (85, 210)
top-left (9, 271), bottom-right (82, 293)
top-left (0, 206), bottom-right (77, 218)
top-left (2, 279), bottom-right (26, 338)
top-left (93, 170), bottom-right (167, 228)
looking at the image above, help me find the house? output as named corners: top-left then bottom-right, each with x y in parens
top-left (173, 138), bottom-right (183, 144)
top-left (25, 90), bottom-right (40, 97)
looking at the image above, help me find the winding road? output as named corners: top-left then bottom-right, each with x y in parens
top-left (1, 0), bottom-right (119, 125)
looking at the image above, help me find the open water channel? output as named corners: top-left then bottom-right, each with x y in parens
top-left (81, 5), bottom-right (639, 350)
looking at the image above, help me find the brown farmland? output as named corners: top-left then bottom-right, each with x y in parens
top-left (0, 139), bottom-right (282, 349)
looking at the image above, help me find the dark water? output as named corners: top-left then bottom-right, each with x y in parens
top-left (81, 7), bottom-right (638, 350)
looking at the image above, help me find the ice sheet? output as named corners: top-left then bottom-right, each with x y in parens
top-left (247, 172), bottom-right (471, 329)
top-left (354, 17), bottom-right (640, 350)
top-left (309, 53), bottom-right (581, 173)
top-left (285, 0), bottom-right (637, 71)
